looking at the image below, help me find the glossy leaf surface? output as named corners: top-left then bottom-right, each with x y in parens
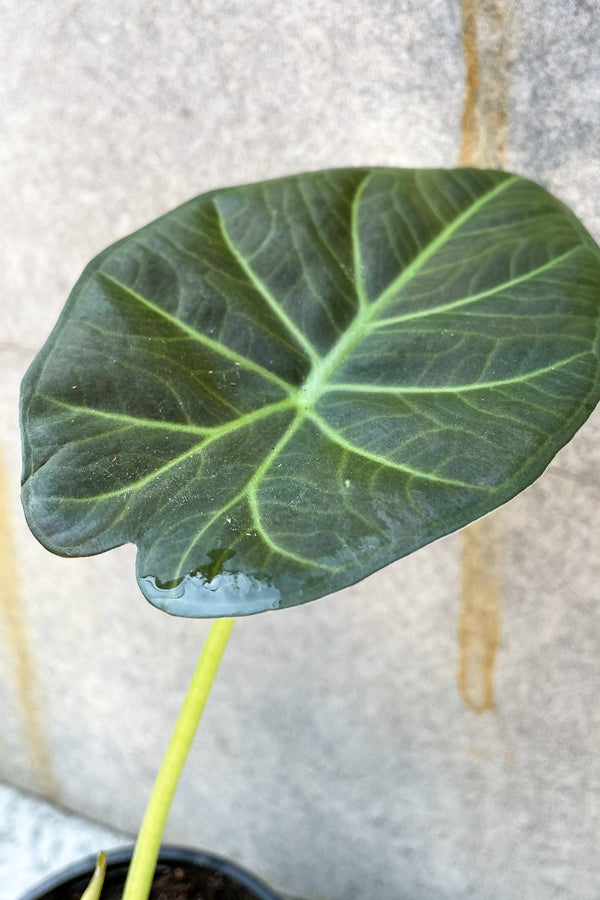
top-left (21, 169), bottom-right (600, 616)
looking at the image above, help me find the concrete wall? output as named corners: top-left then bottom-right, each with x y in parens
top-left (2, 2), bottom-right (600, 898)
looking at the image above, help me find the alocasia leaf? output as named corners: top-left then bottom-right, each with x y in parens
top-left (20, 168), bottom-right (600, 616)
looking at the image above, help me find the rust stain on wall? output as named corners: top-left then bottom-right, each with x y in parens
top-left (458, 516), bottom-right (504, 712)
top-left (0, 443), bottom-right (58, 797)
top-left (458, 0), bottom-right (480, 167)
top-left (459, 0), bottom-right (510, 169)
top-left (457, 0), bottom-right (513, 712)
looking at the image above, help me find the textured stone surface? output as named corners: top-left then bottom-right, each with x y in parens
top-left (0, 783), bottom-right (126, 900)
top-left (2, 2), bottom-right (600, 899)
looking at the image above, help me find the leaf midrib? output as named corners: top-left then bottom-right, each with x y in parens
top-left (49, 174), bottom-right (586, 512)
top-left (71, 174), bottom-right (533, 507)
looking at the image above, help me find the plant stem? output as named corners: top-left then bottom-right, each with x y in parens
top-left (121, 617), bottom-right (236, 900)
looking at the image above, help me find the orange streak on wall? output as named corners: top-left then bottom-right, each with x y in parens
top-left (0, 442), bottom-right (57, 797)
top-left (458, 517), bottom-right (503, 712)
top-left (459, 0), bottom-right (480, 167)
top-left (459, 0), bottom-right (510, 170)
top-left (457, 0), bottom-right (511, 712)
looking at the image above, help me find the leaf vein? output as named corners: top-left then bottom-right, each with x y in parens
top-left (97, 271), bottom-right (294, 396)
top-left (307, 411), bottom-right (488, 490)
top-left (213, 200), bottom-right (322, 366)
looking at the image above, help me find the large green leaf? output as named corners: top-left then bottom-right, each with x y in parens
top-left (20, 168), bottom-right (600, 617)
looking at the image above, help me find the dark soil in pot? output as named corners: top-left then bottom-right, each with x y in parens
top-left (56, 860), bottom-right (258, 900)
top-left (20, 846), bottom-right (288, 900)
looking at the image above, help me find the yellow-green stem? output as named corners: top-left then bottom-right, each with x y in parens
top-left (121, 617), bottom-right (236, 900)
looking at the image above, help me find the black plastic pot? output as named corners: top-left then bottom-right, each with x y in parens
top-left (18, 844), bottom-right (294, 900)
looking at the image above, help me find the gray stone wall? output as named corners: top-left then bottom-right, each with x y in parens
top-left (2, 2), bottom-right (600, 898)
